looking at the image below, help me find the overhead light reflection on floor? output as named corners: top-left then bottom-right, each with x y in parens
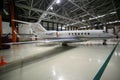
top-left (52, 66), bottom-right (56, 76)
top-left (97, 59), bottom-right (101, 63)
top-left (88, 58), bottom-right (92, 62)
top-left (114, 51), bottom-right (120, 56)
top-left (58, 76), bottom-right (64, 80)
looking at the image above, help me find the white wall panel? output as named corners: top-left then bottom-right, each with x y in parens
top-left (2, 22), bottom-right (11, 34)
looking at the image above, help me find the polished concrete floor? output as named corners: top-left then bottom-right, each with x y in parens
top-left (0, 40), bottom-right (120, 80)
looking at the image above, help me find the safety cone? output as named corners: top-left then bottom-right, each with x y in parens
top-left (0, 56), bottom-right (7, 66)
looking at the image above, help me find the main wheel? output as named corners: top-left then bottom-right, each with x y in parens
top-left (62, 43), bottom-right (68, 46)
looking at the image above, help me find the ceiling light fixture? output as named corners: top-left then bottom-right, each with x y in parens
top-left (50, 6), bottom-right (53, 10)
top-left (56, 0), bottom-right (61, 4)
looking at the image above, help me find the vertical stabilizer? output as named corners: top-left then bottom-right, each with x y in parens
top-left (12, 19), bottom-right (47, 33)
top-left (30, 23), bottom-right (47, 34)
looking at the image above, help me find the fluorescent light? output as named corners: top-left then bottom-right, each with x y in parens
top-left (56, 0), bottom-right (61, 4)
top-left (50, 6), bottom-right (53, 10)
top-left (109, 11), bottom-right (116, 15)
top-left (82, 19), bottom-right (86, 22)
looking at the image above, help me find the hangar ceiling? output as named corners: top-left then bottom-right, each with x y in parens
top-left (2, 0), bottom-right (120, 28)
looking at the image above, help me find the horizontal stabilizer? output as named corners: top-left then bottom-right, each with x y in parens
top-left (12, 19), bottom-right (47, 32)
top-left (12, 19), bottom-right (33, 24)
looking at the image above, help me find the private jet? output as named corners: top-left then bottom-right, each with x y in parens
top-left (4, 20), bottom-right (116, 46)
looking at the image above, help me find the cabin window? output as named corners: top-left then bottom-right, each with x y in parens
top-left (69, 33), bottom-right (70, 35)
top-left (78, 33), bottom-right (80, 35)
top-left (72, 33), bottom-right (74, 35)
top-left (88, 33), bottom-right (90, 35)
top-left (75, 33), bottom-right (77, 35)
top-left (81, 33), bottom-right (83, 35)
top-left (84, 33), bottom-right (86, 35)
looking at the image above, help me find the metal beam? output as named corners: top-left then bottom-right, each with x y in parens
top-left (28, 0), bottom-right (34, 16)
top-left (15, 3), bottom-right (82, 23)
top-left (0, 14), bottom-right (2, 49)
top-left (68, 0), bottom-right (95, 18)
top-left (18, 15), bottom-right (68, 24)
top-left (38, 0), bottom-right (57, 23)
top-left (8, 0), bottom-right (17, 42)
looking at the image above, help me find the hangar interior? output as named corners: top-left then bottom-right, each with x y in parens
top-left (0, 0), bottom-right (120, 80)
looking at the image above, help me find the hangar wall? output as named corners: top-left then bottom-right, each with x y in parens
top-left (2, 22), bottom-right (33, 41)
top-left (18, 24), bottom-right (33, 41)
top-left (2, 22), bottom-right (11, 34)
top-left (2, 22), bottom-right (32, 34)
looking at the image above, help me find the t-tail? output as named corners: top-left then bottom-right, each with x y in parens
top-left (12, 19), bottom-right (47, 33)
top-left (30, 22), bottom-right (47, 34)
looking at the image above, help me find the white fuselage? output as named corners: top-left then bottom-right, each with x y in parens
top-left (13, 20), bottom-right (115, 41)
top-left (11, 20), bottom-right (116, 45)
top-left (36, 30), bottom-right (115, 40)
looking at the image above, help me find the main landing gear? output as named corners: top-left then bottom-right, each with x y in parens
top-left (62, 43), bottom-right (68, 46)
top-left (103, 39), bottom-right (107, 45)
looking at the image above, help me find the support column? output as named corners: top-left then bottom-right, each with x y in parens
top-left (52, 22), bottom-right (54, 30)
top-left (68, 26), bottom-right (69, 30)
top-left (47, 22), bottom-right (49, 30)
top-left (0, 0), bottom-right (3, 49)
top-left (57, 23), bottom-right (58, 31)
top-left (8, 0), bottom-right (17, 42)
top-left (0, 14), bottom-right (2, 49)
top-left (61, 24), bottom-right (62, 31)
top-left (71, 26), bottom-right (72, 30)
